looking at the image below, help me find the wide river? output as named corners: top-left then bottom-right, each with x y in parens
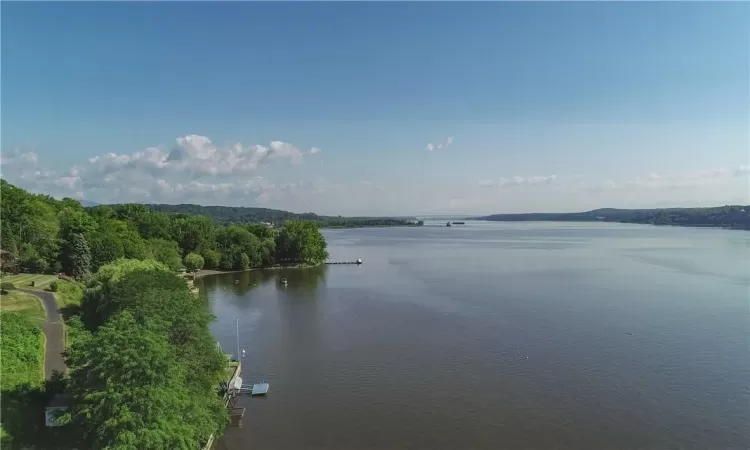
top-left (203, 221), bottom-right (749, 450)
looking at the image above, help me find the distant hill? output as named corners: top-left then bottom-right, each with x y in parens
top-left (475, 206), bottom-right (750, 230)
top-left (109, 203), bottom-right (423, 229)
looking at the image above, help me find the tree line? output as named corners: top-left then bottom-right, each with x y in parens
top-left (142, 203), bottom-right (424, 228)
top-left (477, 206), bottom-right (750, 230)
top-left (1, 180), bottom-right (329, 279)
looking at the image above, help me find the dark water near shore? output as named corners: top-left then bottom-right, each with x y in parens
top-left (203, 221), bottom-right (750, 450)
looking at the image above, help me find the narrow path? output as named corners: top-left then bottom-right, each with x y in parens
top-left (17, 288), bottom-right (65, 379)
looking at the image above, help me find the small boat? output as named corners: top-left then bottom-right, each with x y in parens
top-left (446, 221), bottom-right (452, 227)
top-left (280, 277), bottom-right (288, 285)
top-left (452, 221), bottom-right (465, 225)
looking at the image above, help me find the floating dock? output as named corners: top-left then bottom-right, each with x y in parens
top-left (237, 381), bottom-right (270, 396)
top-left (326, 258), bottom-right (363, 265)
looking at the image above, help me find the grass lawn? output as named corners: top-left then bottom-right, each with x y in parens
top-left (51, 280), bottom-right (84, 309)
top-left (1, 273), bottom-right (84, 309)
top-left (1, 273), bottom-right (57, 289)
top-left (0, 291), bottom-right (45, 321)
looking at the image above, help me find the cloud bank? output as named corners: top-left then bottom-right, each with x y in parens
top-left (1, 134), bottom-right (747, 215)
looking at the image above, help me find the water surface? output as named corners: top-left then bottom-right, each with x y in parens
top-left (204, 221), bottom-right (750, 450)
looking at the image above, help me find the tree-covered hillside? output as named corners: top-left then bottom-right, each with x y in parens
top-left (128, 203), bottom-right (423, 228)
top-left (476, 205), bottom-right (750, 230)
top-left (0, 180), bottom-right (329, 277)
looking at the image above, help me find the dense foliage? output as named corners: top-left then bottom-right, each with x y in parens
top-left (184, 252), bottom-right (205, 272)
top-left (477, 206), bottom-right (750, 230)
top-left (136, 203), bottom-right (423, 228)
top-left (65, 261), bottom-right (227, 448)
top-left (0, 312), bottom-right (43, 391)
top-left (1, 180), bottom-right (331, 279)
top-left (276, 220), bottom-right (329, 263)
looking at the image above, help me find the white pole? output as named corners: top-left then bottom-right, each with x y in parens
top-left (236, 318), bottom-right (240, 362)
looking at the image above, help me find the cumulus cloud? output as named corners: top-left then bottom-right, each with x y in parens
top-left (0, 135), bottom-right (324, 204)
top-left (84, 135), bottom-right (319, 179)
top-left (425, 136), bottom-right (454, 152)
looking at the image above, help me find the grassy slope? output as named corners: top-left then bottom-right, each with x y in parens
top-left (51, 280), bottom-right (84, 309)
top-left (2, 274), bottom-right (57, 288)
top-left (0, 313), bottom-right (45, 389)
top-left (0, 312), bottom-right (45, 441)
top-left (0, 291), bottom-right (45, 321)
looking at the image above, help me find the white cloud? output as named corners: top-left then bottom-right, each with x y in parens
top-left (84, 135), bottom-right (318, 179)
top-left (1, 137), bottom-right (747, 216)
top-left (1, 135), bottom-right (322, 204)
top-left (1, 149), bottom-right (39, 171)
top-left (479, 175), bottom-right (557, 188)
top-left (425, 136), bottom-right (454, 152)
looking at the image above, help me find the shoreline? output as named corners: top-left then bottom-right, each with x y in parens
top-left (191, 263), bottom-right (322, 279)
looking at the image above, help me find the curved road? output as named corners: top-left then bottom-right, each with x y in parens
top-left (18, 288), bottom-right (66, 378)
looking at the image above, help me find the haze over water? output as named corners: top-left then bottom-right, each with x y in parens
top-left (204, 222), bottom-right (750, 450)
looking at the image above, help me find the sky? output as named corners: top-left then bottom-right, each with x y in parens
top-left (1, 2), bottom-right (748, 216)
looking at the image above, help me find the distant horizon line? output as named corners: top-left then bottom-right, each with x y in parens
top-left (83, 199), bottom-right (747, 220)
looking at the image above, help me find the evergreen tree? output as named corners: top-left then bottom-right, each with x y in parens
top-left (61, 232), bottom-right (91, 280)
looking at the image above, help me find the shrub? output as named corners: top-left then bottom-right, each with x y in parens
top-left (201, 250), bottom-right (222, 270)
top-left (183, 253), bottom-right (205, 272)
top-left (1, 282), bottom-right (16, 294)
top-left (49, 281), bottom-right (59, 292)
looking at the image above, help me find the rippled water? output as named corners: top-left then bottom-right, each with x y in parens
top-left (203, 221), bottom-right (750, 450)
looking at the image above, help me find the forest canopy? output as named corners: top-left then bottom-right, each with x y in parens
top-left (0, 180), bottom-right (330, 278)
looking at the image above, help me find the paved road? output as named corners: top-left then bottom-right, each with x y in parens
top-left (18, 288), bottom-right (66, 378)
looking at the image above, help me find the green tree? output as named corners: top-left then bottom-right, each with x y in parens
top-left (219, 250), bottom-right (235, 271)
top-left (89, 232), bottom-right (125, 271)
top-left (275, 220), bottom-right (328, 264)
top-left (65, 312), bottom-right (224, 449)
top-left (238, 252), bottom-right (251, 270)
top-left (201, 249), bottom-right (222, 269)
top-left (260, 238), bottom-right (275, 266)
top-left (101, 271), bottom-right (226, 389)
top-left (59, 207), bottom-right (97, 237)
top-left (19, 243), bottom-right (49, 273)
top-left (173, 216), bottom-right (215, 256)
top-left (184, 253), bottom-right (204, 272)
top-left (147, 238), bottom-right (183, 271)
top-left (82, 258), bottom-right (172, 328)
top-left (61, 232), bottom-right (91, 280)
top-left (217, 226), bottom-right (261, 267)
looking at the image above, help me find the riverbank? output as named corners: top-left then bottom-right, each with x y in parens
top-left (191, 262), bottom-right (323, 279)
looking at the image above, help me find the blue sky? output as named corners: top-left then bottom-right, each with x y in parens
top-left (2, 2), bottom-right (748, 215)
